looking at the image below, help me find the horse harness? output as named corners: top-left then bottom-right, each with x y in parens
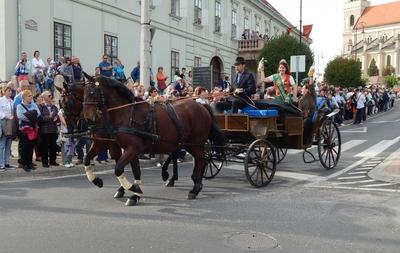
top-left (84, 84), bottom-right (185, 146)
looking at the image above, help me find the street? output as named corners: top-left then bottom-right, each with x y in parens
top-left (0, 104), bottom-right (399, 253)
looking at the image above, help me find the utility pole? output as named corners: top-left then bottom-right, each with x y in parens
top-left (140, 0), bottom-right (151, 89)
top-left (299, 0), bottom-right (302, 45)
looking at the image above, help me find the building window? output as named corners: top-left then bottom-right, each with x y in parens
top-left (350, 15), bottom-right (355, 27)
top-left (255, 16), bottom-right (260, 33)
top-left (387, 55), bottom-right (391, 67)
top-left (264, 20), bottom-right (270, 38)
top-left (215, 1), bottom-right (221, 33)
top-left (171, 51), bottom-right (180, 80)
top-left (194, 57), bottom-right (201, 67)
top-left (104, 35), bottom-right (118, 64)
top-left (231, 9), bottom-right (237, 39)
top-left (171, 0), bottom-right (180, 16)
top-left (54, 22), bottom-right (72, 59)
top-left (194, 0), bottom-right (202, 25)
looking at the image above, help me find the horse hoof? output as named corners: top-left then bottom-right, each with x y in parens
top-left (161, 171), bottom-right (169, 182)
top-left (165, 180), bottom-right (175, 187)
top-left (125, 195), bottom-right (140, 206)
top-left (114, 190), bottom-right (124, 199)
top-left (187, 192), bottom-right (197, 200)
top-left (93, 177), bottom-right (103, 188)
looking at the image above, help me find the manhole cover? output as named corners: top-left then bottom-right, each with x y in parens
top-left (225, 231), bottom-right (278, 252)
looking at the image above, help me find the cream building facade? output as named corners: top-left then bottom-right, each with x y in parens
top-left (0, 0), bottom-right (300, 84)
top-left (343, 0), bottom-right (400, 77)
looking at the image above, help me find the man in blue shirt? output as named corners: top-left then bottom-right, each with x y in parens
top-left (130, 61), bottom-right (140, 82)
top-left (98, 55), bottom-right (112, 77)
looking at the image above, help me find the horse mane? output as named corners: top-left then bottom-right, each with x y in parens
top-left (96, 76), bottom-right (135, 102)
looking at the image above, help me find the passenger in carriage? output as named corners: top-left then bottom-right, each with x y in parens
top-left (298, 78), bottom-right (317, 145)
top-left (215, 57), bottom-right (256, 113)
top-left (257, 58), bottom-right (298, 104)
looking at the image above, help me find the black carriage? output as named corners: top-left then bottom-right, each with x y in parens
top-left (204, 101), bottom-right (341, 188)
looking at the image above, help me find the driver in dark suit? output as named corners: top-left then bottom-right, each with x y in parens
top-left (215, 57), bottom-right (256, 113)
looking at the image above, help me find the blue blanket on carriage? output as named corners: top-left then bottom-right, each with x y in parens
top-left (241, 107), bottom-right (279, 118)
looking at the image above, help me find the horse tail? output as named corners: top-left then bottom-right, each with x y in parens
top-left (202, 104), bottom-right (225, 157)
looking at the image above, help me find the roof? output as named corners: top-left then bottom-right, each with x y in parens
top-left (355, 1), bottom-right (400, 28)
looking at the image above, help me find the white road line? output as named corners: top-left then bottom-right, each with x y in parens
top-left (365, 161), bottom-right (380, 164)
top-left (337, 175), bottom-right (367, 180)
top-left (347, 171), bottom-right (367, 175)
top-left (361, 183), bottom-right (397, 188)
top-left (355, 137), bottom-right (400, 157)
top-left (276, 171), bottom-right (324, 181)
top-left (308, 184), bottom-right (399, 193)
top-left (318, 157), bottom-right (370, 182)
top-left (226, 166), bottom-right (324, 181)
top-left (333, 179), bottom-right (376, 185)
top-left (354, 167), bottom-right (373, 171)
top-left (341, 140), bottom-right (367, 152)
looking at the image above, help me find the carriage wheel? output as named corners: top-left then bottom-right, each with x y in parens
top-left (203, 144), bottom-right (224, 179)
top-left (276, 147), bottom-right (287, 164)
top-left (244, 139), bottom-right (276, 187)
top-left (317, 120), bottom-right (341, 170)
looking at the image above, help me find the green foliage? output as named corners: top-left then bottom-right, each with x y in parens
top-left (382, 65), bottom-right (395, 76)
top-left (324, 57), bottom-right (362, 87)
top-left (259, 35), bottom-right (314, 81)
top-left (384, 75), bottom-right (398, 88)
top-left (368, 59), bottom-right (379, 76)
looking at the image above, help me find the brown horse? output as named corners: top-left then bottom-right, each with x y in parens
top-left (57, 81), bottom-right (141, 199)
top-left (82, 74), bottom-right (225, 206)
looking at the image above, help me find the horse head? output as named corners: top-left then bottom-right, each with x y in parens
top-left (59, 81), bottom-right (86, 132)
top-left (83, 75), bottom-right (105, 126)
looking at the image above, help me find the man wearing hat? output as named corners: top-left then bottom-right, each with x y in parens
top-left (216, 56), bottom-right (256, 113)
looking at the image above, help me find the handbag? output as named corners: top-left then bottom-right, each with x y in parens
top-left (1, 118), bottom-right (13, 137)
top-left (20, 125), bottom-right (38, 141)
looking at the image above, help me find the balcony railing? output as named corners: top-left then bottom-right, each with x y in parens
top-left (238, 38), bottom-right (266, 52)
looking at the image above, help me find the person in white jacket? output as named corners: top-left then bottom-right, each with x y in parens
top-left (31, 50), bottom-right (46, 94)
top-left (0, 85), bottom-right (15, 171)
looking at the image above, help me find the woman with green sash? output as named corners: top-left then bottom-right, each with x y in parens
top-left (258, 59), bottom-right (298, 104)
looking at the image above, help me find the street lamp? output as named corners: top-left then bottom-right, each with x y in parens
top-left (353, 21), bottom-right (365, 61)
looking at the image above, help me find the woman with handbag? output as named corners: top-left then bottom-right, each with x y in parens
top-left (16, 90), bottom-right (41, 172)
top-left (0, 86), bottom-right (15, 171)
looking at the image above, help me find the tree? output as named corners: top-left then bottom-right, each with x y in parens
top-left (324, 57), bottom-right (362, 87)
top-left (382, 65), bottom-right (395, 76)
top-left (258, 35), bottom-right (313, 81)
top-left (368, 59), bottom-right (379, 76)
top-left (384, 75), bottom-right (398, 88)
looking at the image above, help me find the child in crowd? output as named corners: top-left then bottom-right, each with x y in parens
top-left (57, 109), bottom-right (75, 168)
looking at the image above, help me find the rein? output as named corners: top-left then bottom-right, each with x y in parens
top-left (106, 91), bottom-right (235, 112)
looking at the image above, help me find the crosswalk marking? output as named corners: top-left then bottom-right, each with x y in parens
top-left (333, 179), bottom-right (376, 185)
top-left (354, 167), bottom-right (373, 171)
top-left (361, 183), bottom-right (397, 188)
top-left (341, 140), bottom-right (367, 152)
top-left (355, 138), bottom-right (400, 157)
top-left (347, 171), bottom-right (367, 175)
top-left (337, 175), bottom-right (367, 180)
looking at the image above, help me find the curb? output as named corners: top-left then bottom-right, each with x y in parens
top-left (0, 158), bottom-right (159, 182)
top-left (369, 148), bottom-right (400, 184)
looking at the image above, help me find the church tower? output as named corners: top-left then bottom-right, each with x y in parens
top-left (342, 0), bottom-right (370, 55)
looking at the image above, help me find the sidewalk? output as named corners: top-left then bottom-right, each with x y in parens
top-left (0, 141), bottom-right (160, 182)
top-left (369, 147), bottom-right (400, 184)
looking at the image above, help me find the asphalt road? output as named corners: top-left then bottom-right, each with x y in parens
top-left (1, 103), bottom-right (399, 253)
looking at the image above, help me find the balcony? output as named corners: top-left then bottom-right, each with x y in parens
top-left (238, 38), bottom-right (266, 61)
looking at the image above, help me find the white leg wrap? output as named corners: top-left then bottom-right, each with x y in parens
top-left (117, 174), bottom-right (133, 190)
top-left (134, 180), bottom-right (142, 185)
top-left (84, 166), bottom-right (96, 182)
top-left (133, 192), bottom-right (142, 197)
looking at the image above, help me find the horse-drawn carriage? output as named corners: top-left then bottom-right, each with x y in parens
top-left (59, 75), bottom-right (340, 205)
top-left (203, 99), bottom-right (341, 187)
